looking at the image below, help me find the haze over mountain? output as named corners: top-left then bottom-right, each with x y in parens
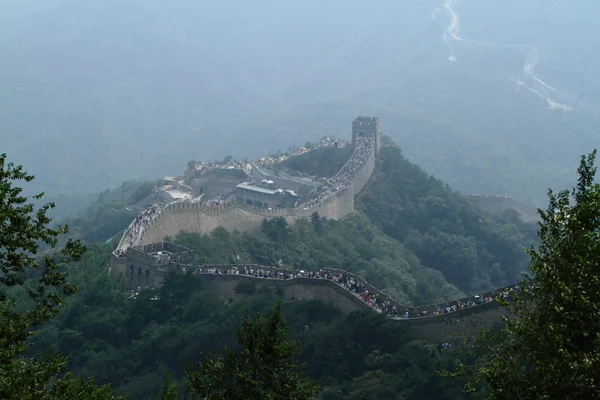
top-left (1, 0), bottom-right (599, 206)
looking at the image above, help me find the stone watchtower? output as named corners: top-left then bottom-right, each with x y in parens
top-left (351, 116), bottom-right (381, 155)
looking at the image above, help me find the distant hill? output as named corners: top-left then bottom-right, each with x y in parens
top-left (464, 195), bottom-right (540, 224)
top-left (3, 0), bottom-right (598, 209)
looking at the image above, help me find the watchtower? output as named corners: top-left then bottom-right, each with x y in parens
top-left (351, 116), bottom-right (380, 155)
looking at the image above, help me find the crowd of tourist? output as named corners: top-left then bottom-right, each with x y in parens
top-left (187, 264), bottom-right (512, 320)
top-left (464, 194), bottom-right (513, 199)
top-left (254, 155), bottom-right (286, 167)
top-left (300, 136), bottom-right (374, 209)
top-left (335, 136), bottom-right (374, 177)
top-left (196, 266), bottom-right (290, 278)
top-left (409, 296), bottom-right (495, 318)
top-left (119, 135), bottom-right (372, 255)
top-left (315, 136), bottom-right (351, 149)
top-left (187, 159), bottom-right (250, 173)
top-left (254, 136), bottom-right (352, 168)
top-left (120, 204), bottom-right (166, 249)
top-left (202, 199), bottom-right (228, 208)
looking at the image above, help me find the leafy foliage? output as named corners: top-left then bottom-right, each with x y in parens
top-left (185, 302), bottom-right (320, 399)
top-left (1, 138), bottom-right (545, 399)
top-left (358, 145), bottom-right (536, 292)
top-left (175, 214), bottom-right (462, 306)
top-left (32, 249), bottom-right (481, 400)
top-left (0, 153), bottom-right (123, 399)
top-left (62, 180), bottom-right (155, 244)
top-left (452, 150), bottom-right (600, 399)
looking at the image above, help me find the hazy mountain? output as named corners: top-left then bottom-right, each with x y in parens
top-left (1, 0), bottom-right (599, 207)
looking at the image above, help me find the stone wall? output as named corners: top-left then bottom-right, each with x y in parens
top-left (112, 242), bottom-right (194, 290)
top-left (134, 138), bottom-right (370, 244)
top-left (110, 243), bottom-right (518, 340)
top-left (193, 274), bottom-right (366, 314)
top-left (352, 116), bottom-right (380, 156)
top-left (139, 185), bottom-right (355, 243)
top-left (113, 253), bottom-right (517, 324)
top-left (408, 302), bottom-right (510, 342)
top-left (140, 203), bottom-right (281, 243)
top-left (113, 251), bottom-right (158, 291)
top-left (158, 270), bottom-right (512, 341)
top-left (349, 142), bottom-right (375, 196)
top-left (164, 262), bottom-right (516, 320)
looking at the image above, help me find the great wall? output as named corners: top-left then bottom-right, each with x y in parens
top-left (111, 242), bottom-right (515, 342)
top-left (110, 117), bottom-right (527, 341)
top-left (116, 129), bottom-right (375, 249)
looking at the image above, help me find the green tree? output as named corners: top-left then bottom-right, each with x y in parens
top-left (311, 211), bottom-right (323, 234)
top-left (185, 302), bottom-right (320, 399)
top-left (346, 370), bottom-right (404, 400)
top-left (159, 373), bottom-right (179, 400)
top-left (261, 217), bottom-right (290, 243)
top-left (455, 150), bottom-right (600, 399)
top-left (0, 153), bottom-right (123, 399)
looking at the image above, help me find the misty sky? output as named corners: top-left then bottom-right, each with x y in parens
top-left (1, 0), bottom-right (599, 207)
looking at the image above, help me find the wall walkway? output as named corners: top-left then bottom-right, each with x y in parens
top-left (169, 264), bottom-right (517, 321)
top-left (117, 138), bottom-right (375, 251)
top-left (112, 247), bottom-right (517, 341)
top-left (110, 134), bottom-right (520, 340)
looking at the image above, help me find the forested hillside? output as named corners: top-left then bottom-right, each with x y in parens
top-left (357, 145), bottom-right (537, 292)
top-left (278, 143), bottom-right (537, 293)
top-left (18, 141), bottom-right (538, 399)
top-left (47, 180), bottom-right (155, 245)
top-left (32, 244), bottom-right (484, 400)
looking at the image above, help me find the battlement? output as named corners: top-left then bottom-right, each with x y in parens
top-left (352, 116), bottom-right (380, 155)
top-left (107, 116), bottom-right (525, 340)
top-left (110, 242), bottom-right (517, 341)
top-left (113, 251), bottom-right (517, 321)
top-left (116, 119), bottom-right (376, 251)
top-left (180, 270), bottom-right (509, 342)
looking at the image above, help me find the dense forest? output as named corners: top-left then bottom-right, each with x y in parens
top-left (5, 146), bottom-right (598, 399)
top-left (279, 142), bottom-right (537, 293)
top-left (32, 244), bottom-right (487, 399)
top-left (15, 142), bottom-right (538, 399)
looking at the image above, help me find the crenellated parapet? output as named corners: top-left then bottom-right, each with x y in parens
top-left (177, 264), bottom-right (514, 321)
top-left (108, 115), bottom-right (525, 339)
top-left (117, 121), bottom-right (377, 251)
top-left (110, 241), bottom-right (517, 341)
